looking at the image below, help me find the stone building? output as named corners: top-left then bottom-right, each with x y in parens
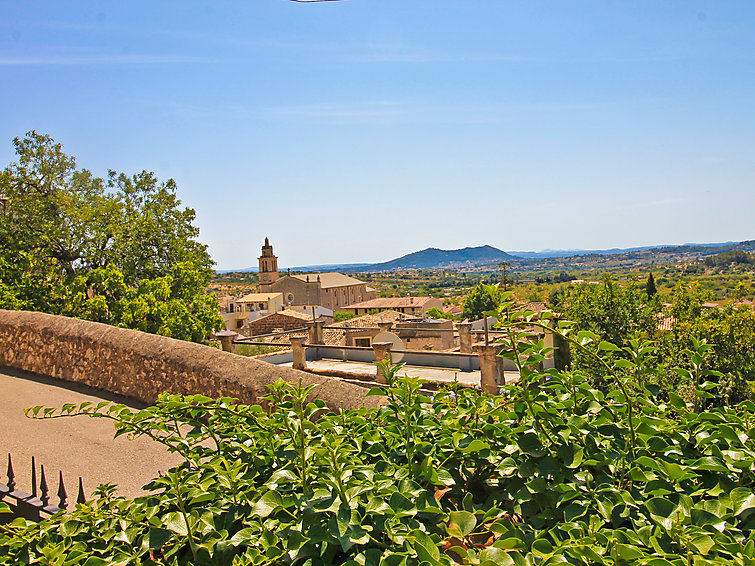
top-left (254, 238), bottom-right (376, 310)
top-left (329, 310), bottom-right (455, 351)
top-left (220, 292), bottom-right (284, 331)
top-left (339, 296), bottom-right (443, 317)
top-left (246, 309), bottom-right (312, 337)
top-left (271, 272), bottom-right (376, 311)
top-left (258, 237), bottom-right (279, 292)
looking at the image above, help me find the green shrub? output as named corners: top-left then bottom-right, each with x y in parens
top-left (1, 317), bottom-right (754, 564)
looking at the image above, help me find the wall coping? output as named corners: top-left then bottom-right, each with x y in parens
top-left (0, 310), bottom-right (385, 412)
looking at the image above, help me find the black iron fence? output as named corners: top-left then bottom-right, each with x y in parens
top-left (1, 453), bottom-right (85, 522)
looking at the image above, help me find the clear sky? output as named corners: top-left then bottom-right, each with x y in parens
top-left (2, 1), bottom-right (753, 270)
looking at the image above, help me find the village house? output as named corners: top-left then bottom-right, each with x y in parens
top-left (329, 310), bottom-right (455, 350)
top-left (220, 292), bottom-right (284, 331)
top-left (339, 296), bottom-right (443, 317)
top-left (245, 309), bottom-right (315, 337)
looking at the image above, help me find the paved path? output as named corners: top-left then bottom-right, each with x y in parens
top-left (0, 368), bottom-right (183, 501)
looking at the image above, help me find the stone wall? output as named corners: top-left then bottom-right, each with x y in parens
top-left (0, 310), bottom-right (384, 412)
top-left (247, 312), bottom-right (309, 337)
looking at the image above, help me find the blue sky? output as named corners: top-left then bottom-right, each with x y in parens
top-left (1, 1), bottom-right (753, 270)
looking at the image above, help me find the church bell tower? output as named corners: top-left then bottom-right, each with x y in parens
top-left (258, 237), bottom-right (279, 292)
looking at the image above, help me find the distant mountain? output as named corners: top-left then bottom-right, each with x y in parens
top-left (343, 245), bottom-right (516, 272)
top-left (508, 246), bottom-right (662, 259)
top-left (216, 240), bottom-right (754, 274)
top-left (507, 241), bottom-right (741, 259)
top-left (216, 263), bottom-right (371, 274)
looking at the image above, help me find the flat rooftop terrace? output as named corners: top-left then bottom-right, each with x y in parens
top-left (279, 359), bottom-right (520, 387)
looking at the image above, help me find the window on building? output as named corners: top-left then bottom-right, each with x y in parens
top-left (355, 338), bottom-right (371, 347)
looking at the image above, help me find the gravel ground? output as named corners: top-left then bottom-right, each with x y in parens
top-left (0, 368), bottom-right (184, 502)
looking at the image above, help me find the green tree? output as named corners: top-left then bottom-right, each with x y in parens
top-left (0, 132), bottom-right (116, 277)
top-left (333, 311), bottom-right (358, 323)
top-left (658, 283), bottom-right (755, 406)
top-left (106, 170), bottom-right (214, 282)
top-left (564, 274), bottom-right (656, 348)
top-left (646, 272), bottom-right (657, 298)
top-left (0, 132), bottom-right (221, 341)
top-left (462, 283), bottom-right (501, 320)
top-left (425, 307), bottom-right (457, 320)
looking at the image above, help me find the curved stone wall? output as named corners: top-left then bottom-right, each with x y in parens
top-left (0, 310), bottom-right (384, 411)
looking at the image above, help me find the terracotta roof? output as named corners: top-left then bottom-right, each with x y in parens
top-left (331, 310), bottom-right (411, 329)
top-left (237, 292), bottom-right (283, 303)
top-left (511, 302), bottom-right (549, 313)
top-left (251, 309), bottom-right (312, 325)
top-left (290, 272), bottom-right (367, 289)
top-left (344, 296), bottom-right (438, 310)
top-left (657, 313), bottom-right (676, 332)
top-left (322, 329), bottom-right (345, 346)
top-left (280, 308), bottom-right (318, 321)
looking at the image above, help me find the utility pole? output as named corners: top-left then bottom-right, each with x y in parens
top-left (498, 261), bottom-right (511, 291)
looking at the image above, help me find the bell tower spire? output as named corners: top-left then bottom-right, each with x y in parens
top-left (258, 237), bottom-right (279, 292)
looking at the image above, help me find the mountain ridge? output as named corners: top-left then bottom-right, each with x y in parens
top-left (340, 245), bottom-right (515, 272)
top-left (216, 240), bottom-right (754, 273)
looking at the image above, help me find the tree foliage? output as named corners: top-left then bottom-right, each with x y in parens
top-left (646, 272), bottom-right (657, 299)
top-left (462, 283), bottom-right (502, 321)
top-left (333, 311), bottom-right (359, 323)
top-left (657, 283), bottom-right (755, 406)
top-left (564, 275), bottom-right (657, 348)
top-left (1, 317), bottom-right (754, 564)
top-left (561, 277), bottom-right (755, 406)
top-left (0, 132), bottom-right (221, 341)
top-left (426, 307), bottom-right (457, 321)
top-left (704, 250), bottom-right (754, 268)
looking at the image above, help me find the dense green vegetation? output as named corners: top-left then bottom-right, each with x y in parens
top-left (334, 311), bottom-right (359, 323)
top-left (0, 132), bottom-right (221, 342)
top-left (426, 307), bottom-right (458, 321)
top-left (556, 275), bottom-right (755, 406)
top-left (2, 312), bottom-right (754, 564)
top-left (462, 284), bottom-right (503, 321)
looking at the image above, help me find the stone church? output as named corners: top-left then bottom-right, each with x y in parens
top-left (257, 239), bottom-right (376, 311)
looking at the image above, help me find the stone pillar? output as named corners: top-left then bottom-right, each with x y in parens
top-left (372, 341), bottom-right (393, 384)
top-left (474, 344), bottom-right (502, 395)
top-left (543, 323), bottom-right (556, 370)
top-left (290, 336), bottom-right (307, 371)
top-left (308, 321), bottom-right (324, 345)
top-left (215, 331), bottom-right (237, 354)
top-left (542, 317), bottom-right (567, 371)
top-left (458, 322), bottom-right (473, 354)
top-left (377, 322), bottom-right (393, 333)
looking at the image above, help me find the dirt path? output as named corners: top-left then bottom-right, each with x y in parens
top-left (0, 368), bottom-right (184, 501)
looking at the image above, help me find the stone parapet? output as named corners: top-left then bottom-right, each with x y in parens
top-left (0, 310), bottom-right (384, 412)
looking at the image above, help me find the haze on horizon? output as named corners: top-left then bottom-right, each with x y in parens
top-left (2, 1), bottom-right (753, 270)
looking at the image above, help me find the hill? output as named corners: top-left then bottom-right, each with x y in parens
top-left (343, 245), bottom-right (516, 272)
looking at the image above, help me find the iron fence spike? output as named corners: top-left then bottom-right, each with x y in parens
top-left (57, 471), bottom-right (68, 510)
top-left (6, 453), bottom-right (15, 491)
top-left (31, 456), bottom-right (37, 497)
top-left (77, 477), bottom-right (86, 504)
top-left (40, 464), bottom-right (49, 506)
